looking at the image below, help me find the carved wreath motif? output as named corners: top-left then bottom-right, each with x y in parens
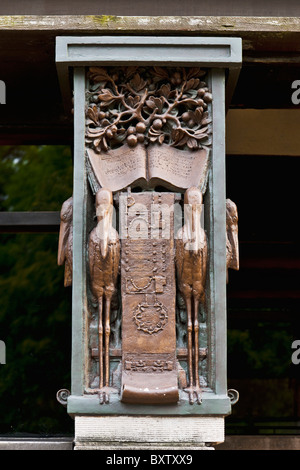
top-left (86, 66), bottom-right (212, 153)
top-left (133, 300), bottom-right (168, 335)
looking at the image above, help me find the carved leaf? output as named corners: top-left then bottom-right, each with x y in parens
top-left (146, 97), bottom-right (164, 114)
top-left (184, 78), bottom-right (200, 91)
top-left (153, 97), bottom-right (164, 113)
top-left (90, 82), bottom-right (103, 92)
top-left (171, 127), bottom-right (181, 142)
top-left (124, 66), bottom-right (139, 80)
top-left (194, 107), bottom-right (203, 124)
top-left (186, 67), bottom-right (205, 79)
top-left (153, 66), bottom-right (169, 80)
top-left (148, 125), bottom-right (165, 144)
top-left (158, 83), bottom-right (171, 98)
top-left (171, 128), bottom-right (189, 147)
top-left (146, 99), bottom-right (156, 109)
top-left (187, 138), bottom-right (198, 149)
top-left (98, 89), bottom-right (117, 103)
top-left (93, 137), bottom-right (102, 148)
top-left (86, 127), bottom-right (105, 136)
top-left (158, 134), bottom-right (165, 144)
top-left (126, 95), bottom-right (141, 108)
top-left (89, 67), bottom-right (110, 82)
top-left (101, 136), bottom-right (108, 151)
top-left (87, 105), bottom-right (100, 125)
top-left (181, 108), bottom-right (202, 127)
top-left (193, 133), bottom-right (209, 141)
top-left (194, 126), bottom-right (208, 136)
top-left (179, 98), bottom-right (199, 107)
top-left (200, 111), bottom-right (212, 126)
top-left (114, 128), bottom-right (127, 143)
top-left (129, 73), bottom-right (148, 92)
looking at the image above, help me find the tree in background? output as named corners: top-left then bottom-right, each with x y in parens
top-left (0, 145), bottom-right (73, 434)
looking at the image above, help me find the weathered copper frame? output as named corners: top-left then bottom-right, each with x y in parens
top-left (55, 36), bottom-right (242, 416)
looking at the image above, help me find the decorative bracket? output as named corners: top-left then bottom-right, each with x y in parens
top-left (55, 35), bottom-right (242, 417)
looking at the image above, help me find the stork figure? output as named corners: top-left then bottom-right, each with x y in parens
top-left (88, 188), bottom-right (120, 404)
top-left (57, 196), bottom-right (73, 287)
top-left (176, 187), bottom-right (207, 404)
top-left (226, 199), bottom-right (239, 283)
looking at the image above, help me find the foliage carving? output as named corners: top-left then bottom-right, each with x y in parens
top-left (86, 66), bottom-right (212, 153)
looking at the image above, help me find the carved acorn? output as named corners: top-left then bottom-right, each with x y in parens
top-left (127, 134), bottom-right (138, 147)
top-left (136, 122), bottom-right (146, 133)
top-left (152, 119), bottom-right (163, 130)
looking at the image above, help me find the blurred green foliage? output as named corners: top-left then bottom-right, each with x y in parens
top-left (227, 322), bottom-right (297, 430)
top-left (0, 146), bottom-right (73, 434)
top-left (228, 323), bottom-right (293, 379)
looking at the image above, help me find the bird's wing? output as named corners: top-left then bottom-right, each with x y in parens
top-left (112, 236), bottom-right (121, 283)
top-left (175, 231), bottom-right (185, 281)
top-left (202, 240), bottom-right (208, 280)
top-left (226, 199), bottom-right (239, 271)
top-left (57, 199), bottom-right (72, 266)
top-left (88, 230), bottom-right (98, 280)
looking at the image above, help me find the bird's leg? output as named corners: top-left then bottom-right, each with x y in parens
top-left (185, 295), bottom-right (194, 404)
top-left (193, 297), bottom-right (202, 404)
top-left (104, 295), bottom-right (111, 389)
top-left (98, 294), bottom-right (111, 405)
top-left (99, 293), bottom-right (113, 405)
top-left (98, 296), bottom-right (104, 403)
top-left (99, 292), bottom-right (118, 405)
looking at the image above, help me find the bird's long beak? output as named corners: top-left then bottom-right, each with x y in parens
top-left (97, 204), bottom-right (112, 258)
top-left (191, 204), bottom-right (198, 232)
top-left (57, 220), bottom-right (69, 266)
top-left (100, 217), bottom-right (109, 258)
top-left (191, 203), bottom-right (201, 253)
top-left (229, 228), bottom-right (239, 271)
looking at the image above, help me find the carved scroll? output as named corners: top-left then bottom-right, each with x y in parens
top-left (120, 191), bottom-right (179, 404)
top-left (87, 143), bottom-right (209, 193)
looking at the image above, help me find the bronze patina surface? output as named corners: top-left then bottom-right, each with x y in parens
top-left (57, 196), bottom-right (73, 287)
top-left (176, 187), bottom-right (207, 404)
top-left (120, 191), bottom-right (179, 404)
top-left (58, 64), bottom-right (239, 409)
top-left (88, 188), bottom-right (120, 404)
top-left (226, 199), bottom-right (239, 276)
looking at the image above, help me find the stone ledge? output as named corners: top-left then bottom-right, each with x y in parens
top-left (74, 444), bottom-right (214, 450)
top-left (74, 415), bottom-right (224, 448)
top-left (0, 437), bottom-right (73, 450)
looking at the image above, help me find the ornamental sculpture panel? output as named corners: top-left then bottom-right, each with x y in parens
top-left (58, 65), bottom-right (239, 407)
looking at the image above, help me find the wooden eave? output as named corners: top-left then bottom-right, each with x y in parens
top-left (0, 16), bottom-right (299, 145)
top-left (0, 16), bottom-right (300, 52)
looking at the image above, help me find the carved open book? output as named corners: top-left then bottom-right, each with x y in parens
top-left (86, 143), bottom-right (210, 193)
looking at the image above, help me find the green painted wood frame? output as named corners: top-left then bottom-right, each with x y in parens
top-left (56, 36), bottom-right (242, 416)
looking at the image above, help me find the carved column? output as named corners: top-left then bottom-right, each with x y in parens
top-left (55, 36), bottom-right (242, 450)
